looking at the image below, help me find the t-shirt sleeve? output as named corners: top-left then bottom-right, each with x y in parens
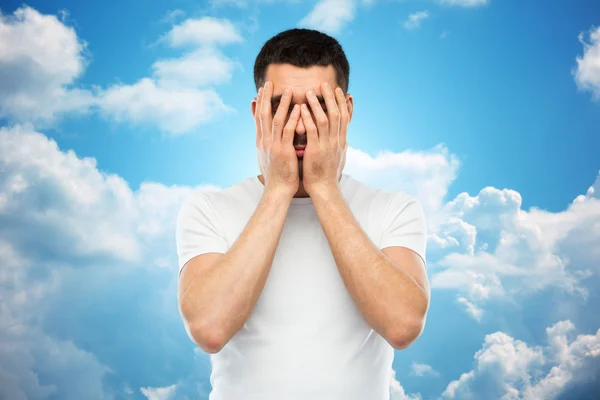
top-left (378, 192), bottom-right (427, 266)
top-left (175, 192), bottom-right (229, 277)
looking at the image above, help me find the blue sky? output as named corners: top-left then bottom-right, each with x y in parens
top-left (0, 0), bottom-right (599, 399)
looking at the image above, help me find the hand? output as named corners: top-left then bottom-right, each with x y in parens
top-left (255, 81), bottom-right (302, 199)
top-left (299, 82), bottom-right (349, 196)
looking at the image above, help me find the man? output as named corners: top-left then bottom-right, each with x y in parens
top-left (176, 28), bottom-right (430, 400)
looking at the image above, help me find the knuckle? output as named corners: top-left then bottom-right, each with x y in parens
top-left (306, 148), bottom-right (318, 157)
top-left (272, 117), bottom-right (283, 127)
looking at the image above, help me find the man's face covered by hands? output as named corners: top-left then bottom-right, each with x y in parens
top-left (252, 64), bottom-right (353, 182)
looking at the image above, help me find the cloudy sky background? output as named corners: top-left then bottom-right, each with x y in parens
top-left (1, 0), bottom-right (599, 399)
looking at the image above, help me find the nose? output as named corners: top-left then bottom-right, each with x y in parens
top-left (295, 114), bottom-right (306, 135)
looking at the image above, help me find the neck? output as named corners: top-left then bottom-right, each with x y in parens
top-left (294, 182), bottom-right (310, 198)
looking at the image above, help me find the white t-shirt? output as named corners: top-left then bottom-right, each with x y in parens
top-left (176, 173), bottom-right (427, 400)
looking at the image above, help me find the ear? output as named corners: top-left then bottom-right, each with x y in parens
top-left (251, 96), bottom-right (261, 147)
top-left (251, 97), bottom-right (257, 118)
top-left (345, 94), bottom-right (354, 123)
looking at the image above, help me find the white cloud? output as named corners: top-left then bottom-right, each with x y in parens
top-left (410, 362), bottom-right (441, 377)
top-left (140, 384), bottom-right (177, 400)
top-left (162, 16), bottom-right (243, 48)
top-left (99, 79), bottom-right (234, 135)
top-left (0, 122), bottom-right (222, 279)
top-left (456, 297), bottom-right (484, 321)
top-left (0, 7), bottom-right (241, 135)
top-left (574, 26), bottom-right (600, 100)
top-left (298, 0), bottom-right (356, 35)
top-left (427, 174), bottom-right (600, 320)
top-left (98, 16), bottom-right (243, 134)
top-left (0, 123), bottom-right (220, 398)
top-left (0, 124), bottom-right (141, 263)
top-left (0, 126), bottom-right (122, 398)
top-left (428, 217), bottom-right (477, 256)
top-left (390, 367), bottom-right (423, 399)
top-left (210, 0), bottom-right (300, 8)
top-left (152, 47), bottom-right (241, 89)
top-left (0, 6), bottom-right (94, 124)
top-left (441, 320), bottom-right (600, 399)
top-left (584, 170), bottom-right (600, 198)
top-left (160, 9), bottom-right (185, 24)
top-left (211, 0), bottom-right (250, 6)
top-left (439, 0), bottom-right (489, 7)
top-left (403, 11), bottom-right (429, 30)
top-left (0, 325), bottom-right (113, 400)
top-left (344, 143), bottom-right (460, 216)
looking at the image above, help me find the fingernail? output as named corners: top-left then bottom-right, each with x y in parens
top-left (284, 88), bottom-right (290, 96)
top-left (307, 90), bottom-right (314, 98)
top-left (324, 82), bottom-right (330, 90)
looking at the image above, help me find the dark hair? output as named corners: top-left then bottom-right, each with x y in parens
top-left (253, 28), bottom-right (350, 94)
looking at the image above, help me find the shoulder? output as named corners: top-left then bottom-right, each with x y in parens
top-left (386, 190), bottom-right (421, 210)
top-left (343, 174), bottom-right (387, 208)
top-left (179, 178), bottom-right (263, 229)
top-left (381, 191), bottom-right (425, 228)
top-left (179, 187), bottom-right (214, 211)
top-left (181, 177), bottom-right (254, 209)
top-left (176, 186), bottom-right (226, 229)
top-left (345, 174), bottom-right (419, 211)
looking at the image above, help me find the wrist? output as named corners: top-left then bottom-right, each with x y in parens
top-left (263, 186), bottom-right (295, 204)
top-left (307, 184), bottom-right (342, 203)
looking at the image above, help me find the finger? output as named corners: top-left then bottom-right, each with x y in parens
top-left (255, 87), bottom-right (263, 147)
top-left (300, 104), bottom-right (318, 149)
top-left (334, 86), bottom-right (349, 150)
top-left (305, 89), bottom-right (328, 143)
top-left (259, 81), bottom-right (274, 145)
top-left (282, 104), bottom-right (300, 147)
top-left (272, 88), bottom-right (293, 143)
top-left (322, 82), bottom-right (340, 146)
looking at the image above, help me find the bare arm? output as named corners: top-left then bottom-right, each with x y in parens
top-left (310, 187), bottom-right (430, 350)
top-left (178, 80), bottom-right (301, 353)
top-left (178, 189), bottom-right (291, 353)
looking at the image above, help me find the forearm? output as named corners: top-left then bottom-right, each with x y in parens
top-left (180, 189), bottom-right (291, 347)
top-left (311, 188), bottom-right (428, 345)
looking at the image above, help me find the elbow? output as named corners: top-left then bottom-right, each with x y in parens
top-left (388, 317), bottom-right (426, 350)
top-left (188, 321), bottom-right (226, 354)
top-left (178, 296), bottom-right (226, 354)
top-left (178, 305), bottom-right (224, 353)
top-left (389, 288), bottom-right (430, 350)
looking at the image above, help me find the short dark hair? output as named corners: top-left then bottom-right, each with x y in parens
top-left (253, 28), bottom-right (350, 94)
